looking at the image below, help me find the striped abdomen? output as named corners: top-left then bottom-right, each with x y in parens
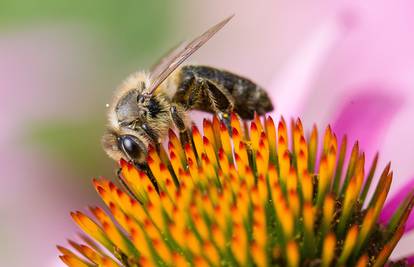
top-left (174, 65), bottom-right (273, 119)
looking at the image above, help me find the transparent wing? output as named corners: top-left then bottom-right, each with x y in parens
top-left (149, 40), bottom-right (186, 77)
top-left (147, 15), bottom-right (234, 95)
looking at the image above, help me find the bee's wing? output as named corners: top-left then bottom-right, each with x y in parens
top-left (147, 15), bottom-right (234, 95)
top-left (149, 40), bottom-right (186, 76)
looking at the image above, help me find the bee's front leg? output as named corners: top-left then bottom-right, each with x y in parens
top-left (141, 123), bottom-right (179, 187)
top-left (170, 105), bottom-right (191, 147)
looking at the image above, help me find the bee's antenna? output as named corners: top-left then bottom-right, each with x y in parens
top-left (116, 167), bottom-right (141, 203)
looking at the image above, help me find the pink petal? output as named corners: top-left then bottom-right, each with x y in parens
top-left (406, 255), bottom-right (414, 265)
top-left (331, 88), bottom-right (403, 160)
top-left (269, 10), bottom-right (355, 119)
top-left (0, 27), bottom-right (101, 267)
top-left (388, 251), bottom-right (414, 266)
top-left (379, 177), bottom-right (414, 232)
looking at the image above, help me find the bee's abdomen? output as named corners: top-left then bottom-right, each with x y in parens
top-left (179, 65), bottom-right (273, 119)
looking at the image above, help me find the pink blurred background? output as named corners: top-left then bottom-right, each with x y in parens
top-left (1, 1), bottom-right (414, 266)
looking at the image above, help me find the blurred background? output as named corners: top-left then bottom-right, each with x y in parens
top-left (1, 1), bottom-right (414, 266)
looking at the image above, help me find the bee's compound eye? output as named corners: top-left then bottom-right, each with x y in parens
top-left (118, 135), bottom-right (145, 161)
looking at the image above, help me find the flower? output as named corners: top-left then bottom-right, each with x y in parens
top-left (58, 114), bottom-right (414, 266)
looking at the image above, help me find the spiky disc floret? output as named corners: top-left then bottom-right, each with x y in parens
top-left (59, 114), bottom-right (413, 267)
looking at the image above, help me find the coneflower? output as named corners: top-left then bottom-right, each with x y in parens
top-left (58, 114), bottom-right (413, 266)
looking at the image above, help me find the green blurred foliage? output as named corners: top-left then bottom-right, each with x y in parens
top-left (0, 0), bottom-right (173, 61)
top-left (6, 1), bottom-right (176, 177)
top-left (28, 119), bottom-right (115, 177)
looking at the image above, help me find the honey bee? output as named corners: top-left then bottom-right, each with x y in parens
top-left (102, 15), bottom-right (273, 169)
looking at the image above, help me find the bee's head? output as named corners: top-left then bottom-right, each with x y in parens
top-left (107, 72), bottom-right (147, 124)
top-left (115, 86), bottom-right (166, 126)
top-left (104, 71), bottom-right (168, 164)
top-left (101, 129), bottom-right (148, 164)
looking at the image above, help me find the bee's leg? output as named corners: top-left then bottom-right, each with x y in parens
top-left (141, 123), bottom-right (162, 153)
top-left (137, 124), bottom-right (162, 189)
top-left (141, 123), bottom-right (180, 187)
top-left (170, 105), bottom-right (191, 147)
top-left (198, 79), bottom-right (234, 133)
top-left (133, 161), bottom-right (159, 193)
top-left (217, 112), bottom-right (232, 134)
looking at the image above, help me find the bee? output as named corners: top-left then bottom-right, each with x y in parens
top-left (102, 15), bottom-right (273, 169)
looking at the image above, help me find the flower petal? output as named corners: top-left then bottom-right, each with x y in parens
top-left (332, 89), bottom-right (403, 160)
top-left (379, 177), bottom-right (414, 232)
top-left (406, 254), bottom-right (414, 265)
top-left (269, 10), bottom-right (354, 118)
